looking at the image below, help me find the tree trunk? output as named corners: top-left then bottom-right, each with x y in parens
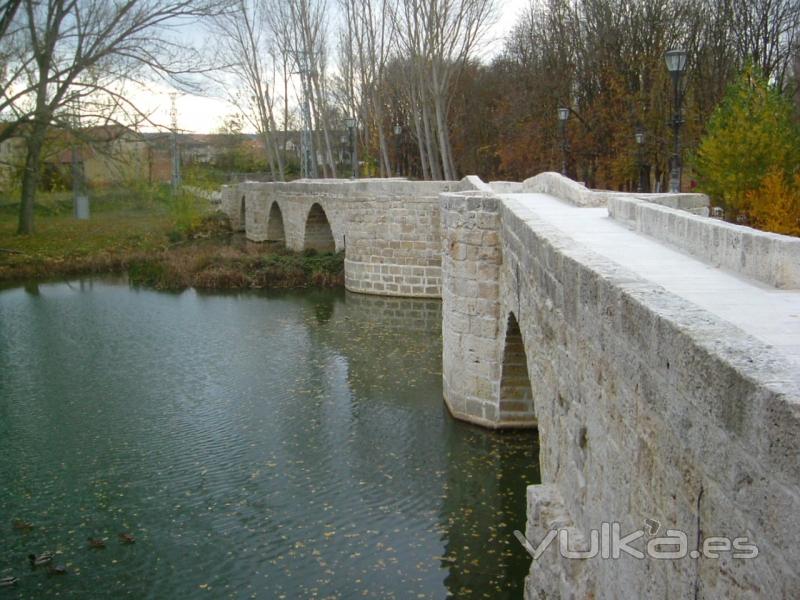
top-left (433, 92), bottom-right (453, 180)
top-left (374, 96), bottom-right (391, 176)
top-left (305, 76), bottom-right (321, 177)
top-left (262, 130), bottom-right (277, 181)
top-left (270, 125), bottom-right (285, 181)
top-left (430, 61), bottom-right (454, 180)
top-left (283, 59), bottom-right (290, 156)
top-left (311, 70), bottom-right (337, 178)
top-left (17, 124), bottom-right (47, 235)
top-left (266, 99), bottom-right (285, 180)
top-left (421, 97), bottom-right (441, 179)
top-left (409, 91), bottom-right (430, 180)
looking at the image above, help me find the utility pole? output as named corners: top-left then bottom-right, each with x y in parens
top-left (293, 51), bottom-right (317, 179)
top-left (71, 98), bottom-right (89, 219)
top-left (170, 93), bottom-right (181, 193)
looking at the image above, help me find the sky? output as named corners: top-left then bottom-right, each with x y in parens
top-left (142, 0), bottom-right (530, 134)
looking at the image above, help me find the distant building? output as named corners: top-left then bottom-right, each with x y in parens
top-left (0, 126), bottom-right (26, 189)
top-left (0, 125), bottom-right (356, 192)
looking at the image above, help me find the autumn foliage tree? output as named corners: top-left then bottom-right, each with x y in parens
top-left (746, 169), bottom-right (800, 236)
top-left (694, 66), bottom-right (800, 234)
top-left (440, 0), bottom-right (800, 190)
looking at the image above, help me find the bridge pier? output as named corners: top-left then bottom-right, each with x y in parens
top-left (440, 191), bottom-right (537, 428)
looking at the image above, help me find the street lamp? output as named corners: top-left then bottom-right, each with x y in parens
top-left (393, 123), bottom-right (402, 176)
top-left (665, 49), bottom-right (687, 193)
top-left (340, 134), bottom-right (348, 166)
top-left (557, 107), bottom-right (570, 178)
top-left (344, 116), bottom-right (357, 178)
top-left (635, 128), bottom-right (645, 193)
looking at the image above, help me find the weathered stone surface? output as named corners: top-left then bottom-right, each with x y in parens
top-left (488, 197), bottom-right (800, 599)
top-left (220, 177), bottom-right (483, 297)
top-left (220, 174), bottom-right (800, 599)
top-left (609, 194), bottom-right (800, 289)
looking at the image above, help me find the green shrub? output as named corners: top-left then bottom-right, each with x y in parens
top-left (128, 258), bottom-right (167, 287)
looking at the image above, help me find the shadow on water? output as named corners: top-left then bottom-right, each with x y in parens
top-left (0, 278), bottom-right (539, 599)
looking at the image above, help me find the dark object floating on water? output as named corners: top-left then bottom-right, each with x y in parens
top-left (47, 564), bottom-right (67, 576)
top-left (28, 552), bottom-right (53, 567)
top-left (0, 576), bottom-right (18, 587)
top-left (118, 533), bottom-right (135, 544)
top-left (87, 537), bottom-right (106, 549)
top-left (12, 520), bottom-right (33, 532)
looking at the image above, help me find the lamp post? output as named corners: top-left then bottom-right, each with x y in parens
top-left (665, 49), bottom-right (687, 193)
top-left (635, 128), bottom-right (645, 193)
top-left (393, 123), bottom-right (402, 176)
top-left (344, 117), bottom-right (357, 179)
top-left (558, 107), bottom-right (569, 178)
top-left (340, 134), bottom-right (348, 167)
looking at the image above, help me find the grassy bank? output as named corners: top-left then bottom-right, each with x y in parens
top-left (0, 188), bottom-right (344, 289)
top-left (128, 243), bottom-right (344, 290)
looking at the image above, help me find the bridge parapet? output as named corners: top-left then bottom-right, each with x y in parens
top-left (609, 194), bottom-right (800, 289)
top-left (438, 186), bottom-right (800, 598)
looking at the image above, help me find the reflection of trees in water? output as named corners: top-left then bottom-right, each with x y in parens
top-left (294, 289), bottom-right (539, 597)
top-left (440, 425), bottom-right (541, 598)
top-left (301, 289), bottom-right (446, 487)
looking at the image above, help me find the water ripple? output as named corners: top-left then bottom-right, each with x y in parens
top-left (0, 281), bottom-right (539, 599)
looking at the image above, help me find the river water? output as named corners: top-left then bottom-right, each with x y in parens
top-left (0, 279), bottom-right (539, 599)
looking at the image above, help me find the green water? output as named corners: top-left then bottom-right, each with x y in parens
top-left (0, 279), bottom-right (539, 599)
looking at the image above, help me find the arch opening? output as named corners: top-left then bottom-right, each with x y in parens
top-left (266, 202), bottom-right (286, 245)
top-left (304, 203), bottom-right (335, 253)
top-left (239, 195), bottom-right (246, 232)
top-left (499, 313), bottom-right (536, 423)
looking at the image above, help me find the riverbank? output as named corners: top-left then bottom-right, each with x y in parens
top-left (0, 189), bottom-right (344, 289)
top-left (127, 240), bottom-right (344, 290)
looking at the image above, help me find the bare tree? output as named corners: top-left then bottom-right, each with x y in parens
top-left (337, 0), bottom-right (397, 176)
top-left (393, 0), bottom-right (495, 180)
top-left (729, 0), bottom-right (800, 88)
top-left (209, 0), bottom-right (285, 181)
top-left (265, 0), bottom-right (337, 178)
top-left (0, 0), bottom-right (21, 42)
top-left (1, 0), bottom-right (226, 234)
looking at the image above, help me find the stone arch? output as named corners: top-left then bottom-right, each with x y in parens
top-left (266, 201), bottom-right (286, 245)
top-left (303, 203), bottom-right (335, 252)
top-left (239, 195), bottom-right (246, 232)
top-left (499, 312), bottom-right (536, 424)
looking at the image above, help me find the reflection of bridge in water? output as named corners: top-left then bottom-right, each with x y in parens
top-left (221, 173), bottom-right (800, 598)
top-left (286, 288), bottom-right (538, 598)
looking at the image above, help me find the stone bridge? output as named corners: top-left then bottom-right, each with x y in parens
top-left (220, 173), bottom-right (800, 599)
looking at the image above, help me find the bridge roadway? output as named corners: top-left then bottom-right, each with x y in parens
top-left (501, 192), bottom-right (800, 368)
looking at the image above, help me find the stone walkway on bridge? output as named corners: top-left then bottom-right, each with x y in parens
top-left (501, 192), bottom-right (800, 368)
